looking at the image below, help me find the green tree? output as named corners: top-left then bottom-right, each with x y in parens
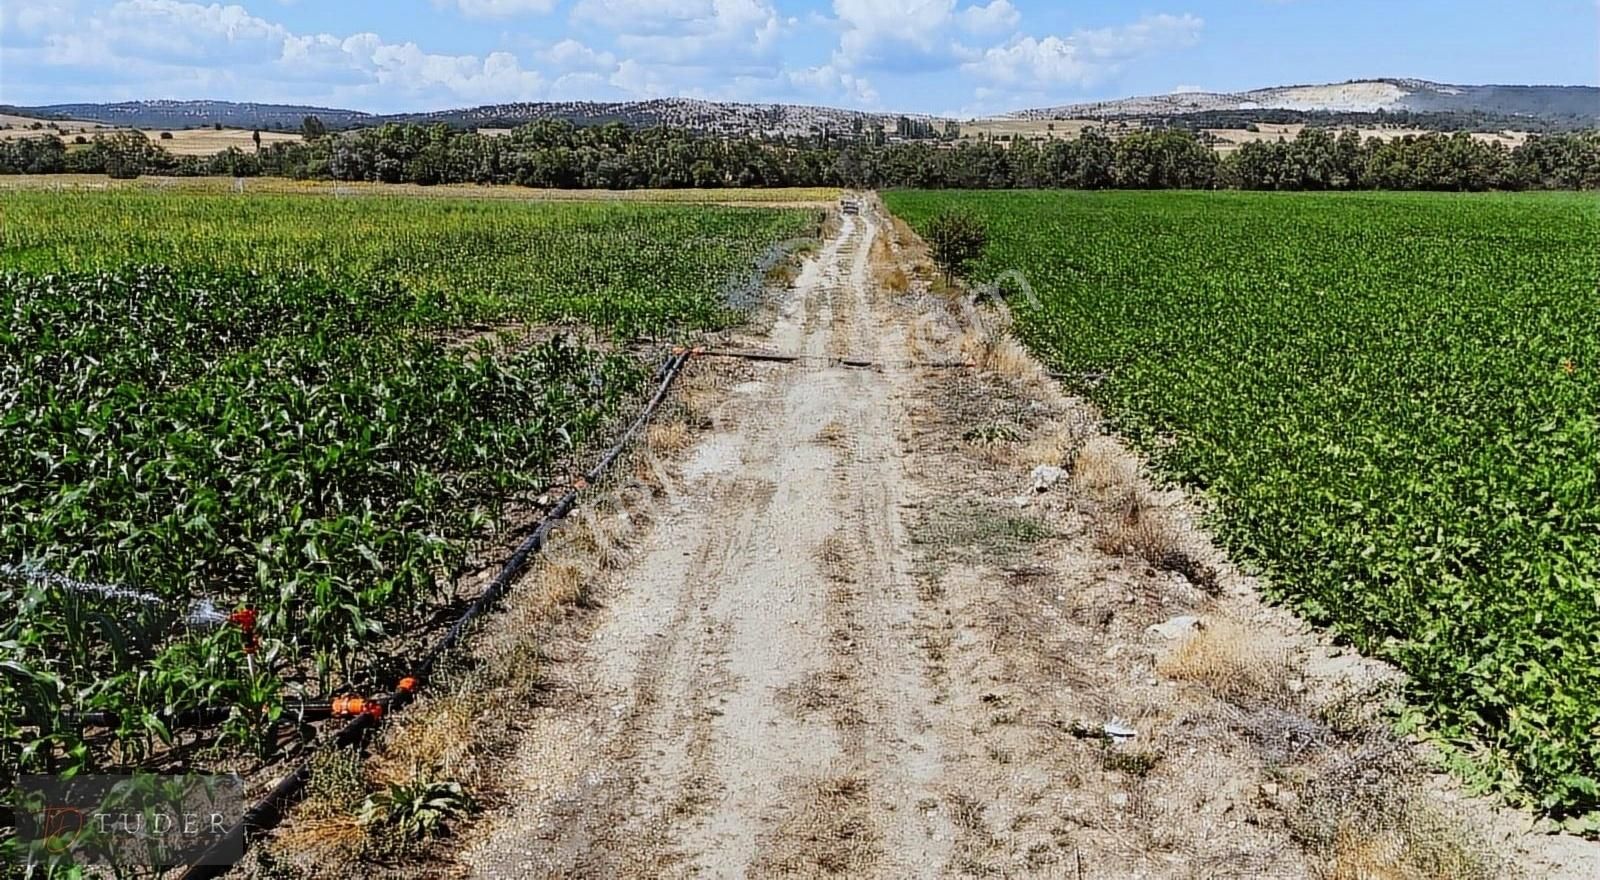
top-left (300, 115), bottom-right (328, 141)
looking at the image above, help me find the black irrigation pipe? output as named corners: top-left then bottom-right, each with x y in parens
top-left (58, 695), bottom-right (411, 731)
top-left (179, 349), bottom-right (692, 880)
top-left (693, 346), bottom-right (968, 371)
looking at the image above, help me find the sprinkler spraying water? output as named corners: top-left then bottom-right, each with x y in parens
top-left (0, 561), bottom-right (232, 630)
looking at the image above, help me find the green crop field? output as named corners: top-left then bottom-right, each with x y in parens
top-left (0, 190), bottom-right (814, 337)
top-left (888, 190), bottom-right (1600, 820)
top-left (0, 190), bottom-right (814, 793)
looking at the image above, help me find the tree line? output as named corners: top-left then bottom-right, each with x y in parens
top-left (1, 119), bottom-right (1595, 191)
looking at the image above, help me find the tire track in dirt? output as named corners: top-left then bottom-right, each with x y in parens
top-left (462, 207), bottom-right (955, 879)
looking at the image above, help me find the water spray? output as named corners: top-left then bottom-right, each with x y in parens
top-left (1, 561), bottom-right (234, 631)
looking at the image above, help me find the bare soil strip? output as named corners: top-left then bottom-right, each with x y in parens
top-left (450, 198), bottom-right (1600, 879)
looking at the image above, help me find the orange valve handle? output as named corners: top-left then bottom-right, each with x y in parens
top-left (397, 677), bottom-right (420, 695)
top-left (330, 696), bottom-right (389, 720)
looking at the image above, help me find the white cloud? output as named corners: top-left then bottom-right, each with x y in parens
top-left (964, 13), bottom-right (1203, 87)
top-left (826, 0), bottom-right (1027, 73)
top-left (103, 0), bottom-right (286, 64)
top-left (3, 0), bottom-right (82, 40)
top-left (433, 0), bottom-right (557, 17)
top-left (538, 38), bottom-right (615, 71)
top-left (573, 0), bottom-right (785, 65)
top-left (0, 0), bottom-right (1209, 115)
top-left (557, 0), bottom-right (800, 102)
top-left (959, 0), bottom-right (1018, 35)
top-left (831, 0), bottom-right (963, 71)
top-left (788, 62), bottom-right (878, 105)
top-left (2, 0), bottom-right (551, 107)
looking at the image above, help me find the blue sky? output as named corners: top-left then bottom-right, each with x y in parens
top-left (1, 1), bottom-right (1595, 117)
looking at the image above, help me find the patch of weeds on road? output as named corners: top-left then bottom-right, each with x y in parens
top-left (910, 497), bottom-right (1054, 581)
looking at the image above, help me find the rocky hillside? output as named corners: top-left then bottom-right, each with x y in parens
top-left (13, 97), bottom-right (938, 137)
top-left (14, 100), bottom-right (373, 131)
top-left (387, 98), bottom-right (940, 137)
top-left (13, 79), bottom-right (1596, 135)
top-left (1005, 79), bottom-right (1599, 127)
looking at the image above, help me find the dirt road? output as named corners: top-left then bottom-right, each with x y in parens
top-left (454, 200), bottom-right (1598, 879)
top-left (463, 203), bottom-right (956, 877)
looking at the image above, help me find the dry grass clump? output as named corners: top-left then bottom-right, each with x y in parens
top-left (959, 306), bottom-right (1046, 382)
top-left (889, 215), bottom-right (931, 262)
top-left (371, 693), bottom-right (488, 787)
top-left (646, 419), bottom-right (691, 455)
top-left (1016, 419), bottom-right (1095, 471)
top-left (816, 532), bottom-right (857, 585)
top-left (882, 265), bottom-right (910, 294)
top-left (868, 230), bottom-right (911, 294)
top-left (1288, 744), bottom-right (1508, 880)
top-left (751, 775), bottom-right (881, 877)
top-left (563, 506), bottom-right (637, 572)
top-left (766, 261), bottom-right (801, 288)
top-left (276, 748), bottom-right (368, 865)
top-left (1157, 620), bottom-right (1294, 704)
top-left (1072, 436), bottom-right (1142, 495)
top-left (1096, 487), bottom-right (1218, 592)
top-left (269, 816), bottom-right (364, 873)
top-left (526, 557), bottom-right (591, 610)
top-left (815, 419), bottom-right (849, 448)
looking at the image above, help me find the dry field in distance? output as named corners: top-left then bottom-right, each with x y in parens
top-left (0, 117), bottom-right (303, 154)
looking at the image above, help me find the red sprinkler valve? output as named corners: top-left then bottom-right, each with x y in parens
top-left (229, 608), bottom-right (259, 655)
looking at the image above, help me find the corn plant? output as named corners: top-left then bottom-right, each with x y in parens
top-left (0, 190), bottom-right (814, 806)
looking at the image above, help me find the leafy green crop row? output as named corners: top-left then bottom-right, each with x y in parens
top-left (0, 191), bottom-right (813, 801)
top-left (886, 190), bottom-right (1600, 822)
top-left (0, 190), bottom-right (816, 338)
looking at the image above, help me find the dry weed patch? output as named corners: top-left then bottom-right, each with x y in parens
top-left (1289, 745), bottom-right (1508, 880)
top-left (1095, 488), bottom-right (1218, 592)
top-left (751, 775), bottom-right (881, 877)
top-left (1072, 436), bottom-right (1142, 495)
top-left (1158, 620), bottom-right (1294, 704)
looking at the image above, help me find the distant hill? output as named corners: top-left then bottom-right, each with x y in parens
top-left (384, 98), bottom-right (940, 138)
top-left (12, 79), bottom-right (1596, 137)
top-left (1005, 79), bottom-right (1600, 128)
top-left (14, 100), bottom-right (373, 131)
top-left (12, 97), bottom-right (936, 138)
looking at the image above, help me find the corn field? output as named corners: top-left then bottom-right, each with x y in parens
top-left (0, 190), bottom-right (815, 831)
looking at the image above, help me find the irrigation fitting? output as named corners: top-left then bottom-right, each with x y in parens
top-left (228, 607), bottom-right (259, 655)
top-left (329, 696), bottom-right (384, 720)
